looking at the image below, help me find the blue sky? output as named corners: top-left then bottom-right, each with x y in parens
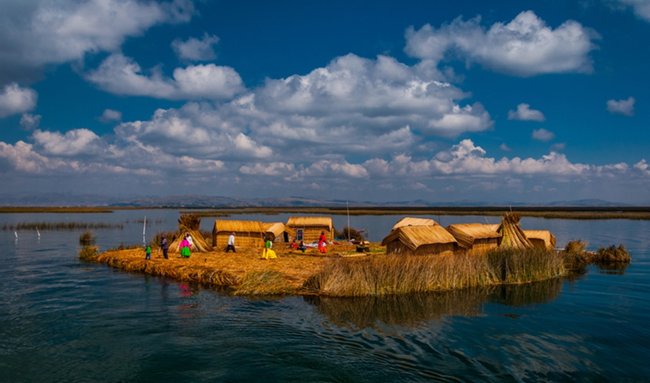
top-left (1, 0), bottom-right (649, 204)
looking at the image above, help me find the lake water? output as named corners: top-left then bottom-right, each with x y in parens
top-left (1, 210), bottom-right (649, 382)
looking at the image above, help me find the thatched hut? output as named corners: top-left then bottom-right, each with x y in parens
top-left (524, 230), bottom-right (557, 250)
top-left (169, 214), bottom-right (211, 253)
top-left (212, 220), bottom-right (264, 249)
top-left (446, 223), bottom-right (501, 255)
top-left (169, 231), bottom-right (211, 253)
top-left (381, 225), bottom-right (460, 256)
top-left (497, 213), bottom-right (533, 250)
top-left (286, 216), bottom-right (334, 243)
top-left (263, 222), bottom-right (294, 243)
top-left (391, 217), bottom-right (436, 230)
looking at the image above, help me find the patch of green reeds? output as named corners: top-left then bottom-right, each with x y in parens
top-left (560, 240), bottom-right (589, 272)
top-left (305, 254), bottom-right (498, 297)
top-left (79, 231), bottom-right (96, 246)
top-left (234, 271), bottom-right (295, 296)
top-left (595, 244), bottom-right (631, 263)
top-left (2, 222), bottom-right (123, 231)
top-left (79, 246), bottom-right (99, 260)
top-left (486, 248), bottom-right (565, 285)
top-left (305, 249), bottom-right (564, 297)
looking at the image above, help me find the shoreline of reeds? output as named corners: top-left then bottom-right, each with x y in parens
top-left (81, 246), bottom-right (567, 297)
top-left (4, 205), bottom-right (650, 220)
top-left (2, 222), bottom-right (124, 231)
top-left (182, 206), bottom-right (650, 220)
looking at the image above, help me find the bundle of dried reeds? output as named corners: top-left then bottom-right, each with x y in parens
top-left (178, 214), bottom-right (201, 231)
top-left (497, 213), bottom-right (533, 249)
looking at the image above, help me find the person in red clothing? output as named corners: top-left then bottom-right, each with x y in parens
top-left (318, 231), bottom-right (327, 253)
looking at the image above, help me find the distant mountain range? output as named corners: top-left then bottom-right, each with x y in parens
top-left (0, 193), bottom-right (641, 208)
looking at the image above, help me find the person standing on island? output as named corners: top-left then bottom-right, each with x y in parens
top-left (261, 236), bottom-right (276, 259)
top-left (318, 231), bottom-right (327, 254)
top-left (226, 232), bottom-right (236, 253)
top-left (186, 233), bottom-right (194, 249)
top-left (160, 236), bottom-right (169, 259)
top-left (145, 244), bottom-right (152, 260)
top-left (180, 235), bottom-right (191, 258)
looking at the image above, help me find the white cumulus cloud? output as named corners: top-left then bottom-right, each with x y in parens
top-left (607, 96), bottom-right (635, 116)
top-left (32, 128), bottom-right (101, 156)
top-left (532, 128), bottom-right (555, 142)
top-left (20, 113), bottom-right (41, 130)
top-left (405, 11), bottom-right (596, 76)
top-left (86, 53), bottom-right (244, 100)
top-left (100, 108), bottom-right (122, 122)
top-left (508, 103), bottom-right (545, 121)
top-left (0, 0), bottom-right (194, 85)
top-left (0, 83), bottom-right (37, 118)
top-left (172, 33), bottom-right (219, 61)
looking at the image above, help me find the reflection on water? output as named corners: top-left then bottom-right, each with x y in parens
top-left (306, 278), bottom-right (562, 329)
top-left (490, 278), bottom-right (563, 306)
top-left (595, 262), bottom-right (630, 275)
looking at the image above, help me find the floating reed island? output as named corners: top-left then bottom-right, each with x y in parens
top-left (81, 213), bottom-right (630, 297)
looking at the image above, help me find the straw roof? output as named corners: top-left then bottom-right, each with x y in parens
top-left (263, 222), bottom-right (294, 238)
top-left (286, 216), bottom-right (333, 229)
top-left (263, 222), bottom-right (284, 237)
top-left (381, 225), bottom-right (457, 250)
top-left (214, 219), bottom-right (264, 233)
top-left (447, 223), bottom-right (501, 239)
top-left (446, 223), bottom-right (501, 249)
top-left (497, 213), bottom-right (533, 249)
top-left (391, 217), bottom-right (437, 230)
top-left (524, 230), bottom-right (557, 249)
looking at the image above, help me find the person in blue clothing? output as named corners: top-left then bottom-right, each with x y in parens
top-left (160, 236), bottom-right (169, 259)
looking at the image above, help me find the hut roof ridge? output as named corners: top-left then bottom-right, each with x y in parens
top-left (382, 225), bottom-right (457, 250)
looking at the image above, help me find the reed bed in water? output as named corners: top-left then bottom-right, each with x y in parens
top-left (2, 222), bottom-right (124, 230)
top-left (486, 248), bottom-right (565, 284)
top-left (182, 206), bottom-right (650, 220)
top-left (305, 249), bottom-right (565, 297)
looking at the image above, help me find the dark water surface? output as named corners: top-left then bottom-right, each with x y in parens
top-left (1, 210), bottom-right (649, 382)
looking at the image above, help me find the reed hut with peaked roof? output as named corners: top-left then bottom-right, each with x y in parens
top-left (212, 219), bottom-right (264, 250)
top-left (446, 223), bottom-right (501, 255)
top-left (524, 230), bottom-right (557, 250)
top-left (391, 217), bottom-right (436, 230)
top-left (286, 216), bottom-right (333, 243)
top-left (381, 225), bottom-right (460, 256)
top-left (263, 222), bottom-right (293, 243)
top-left (497, 213), bottom-right (533, 250)
top-left (169, 214), bottom-right (211, 253)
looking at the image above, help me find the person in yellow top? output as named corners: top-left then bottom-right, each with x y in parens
top-left (261, 237), bottom-right (277, 259)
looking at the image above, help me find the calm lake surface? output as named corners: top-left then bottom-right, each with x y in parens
top-left (1, 210), bottom-right (649, 382)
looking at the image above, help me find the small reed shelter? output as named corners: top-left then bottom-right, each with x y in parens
top-left (391, 217), bottom-right (436, 230)
top-left (497, 213), bottom-right (533, 250)
top-left (263, 222), bottom-right (293, 243)
top-left (286, 216), bottom-right (334, 243)
top-left (169, 214), bottom-right (211, 253)
top-left (446, 223), bottom-right (501, 255)
top-left (212, 219), bottom-right (264, 249)
top-left (382, 224), bottom-right (460, 256)
top-left (524, 230), bottom-right (557, 250)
